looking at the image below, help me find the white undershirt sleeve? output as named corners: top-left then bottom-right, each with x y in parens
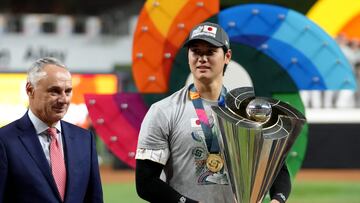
top-left (135, 148), bottom-right (170, 165)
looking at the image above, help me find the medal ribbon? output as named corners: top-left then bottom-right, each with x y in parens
top-left (189, 83), bottom-right (226, 153)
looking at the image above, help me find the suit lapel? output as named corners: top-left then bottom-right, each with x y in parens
top-left (61, 121), bottom-right (76, 200)
top-left (16, 114), bottom-right (61, 199)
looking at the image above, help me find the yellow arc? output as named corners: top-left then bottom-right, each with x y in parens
top-left (145, 0), bottom-right (189, 37)
top-left (307, 0), bottom-right (360, 37)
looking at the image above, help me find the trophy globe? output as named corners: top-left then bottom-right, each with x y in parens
top-left (246, 98), bottom-right (272, 123)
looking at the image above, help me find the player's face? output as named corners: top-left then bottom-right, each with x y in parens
top-left (188, 40), bottom-right (231, 84)
top-left (27, 65), bottom-right (73, 126)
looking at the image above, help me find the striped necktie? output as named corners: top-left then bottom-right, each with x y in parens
top-left (47, 127), bottom-right (66, 201)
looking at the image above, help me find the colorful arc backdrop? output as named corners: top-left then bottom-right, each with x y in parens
top-left (133, 1), bottom-right (356, 176)
top-left (85, 0), bottom-right (359, 181)
top-left (131, 0), bottom-right (357, 180)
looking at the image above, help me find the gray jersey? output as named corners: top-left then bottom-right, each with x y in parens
top-left (136, 85), bottom-right (234, 203)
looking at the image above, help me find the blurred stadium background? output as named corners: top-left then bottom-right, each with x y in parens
top-left (1, 0), bottom-right (360, 202)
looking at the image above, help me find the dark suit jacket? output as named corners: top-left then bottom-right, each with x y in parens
top-left (0, 113), bottom-right (103, 203)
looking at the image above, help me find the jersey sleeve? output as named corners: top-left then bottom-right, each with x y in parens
top-left (136, 103), bottom-right (171, 165)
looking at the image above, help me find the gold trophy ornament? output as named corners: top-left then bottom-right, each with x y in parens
top-left (212, 87), bottom-right (306, 203)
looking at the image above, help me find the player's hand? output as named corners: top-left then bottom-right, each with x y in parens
top-left (270, 200), bottom-right (280, 203)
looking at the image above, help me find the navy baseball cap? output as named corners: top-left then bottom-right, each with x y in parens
top-left (184, 22), bottom-right (230, 49)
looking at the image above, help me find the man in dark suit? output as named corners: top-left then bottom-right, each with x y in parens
top-left (0, 57), bottom-right (103, 203)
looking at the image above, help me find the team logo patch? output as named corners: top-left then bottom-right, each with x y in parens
top-left (192, 147), bottom-right (206, 160)
top-left (203, 25), bottom-right (217, 35)
top-left (191, 25), bottom-right (217, 39)
top-left (191, 132), bottom-right (202, 142)
top-left (190, 118), bottom-right (201, 127)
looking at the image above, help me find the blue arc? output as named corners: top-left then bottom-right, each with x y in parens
top-left (218, 3), bottom-right (357, 90)
top-left (232, 35), bottom-right (326, 90)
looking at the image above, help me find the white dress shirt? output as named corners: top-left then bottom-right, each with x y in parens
top-left (28, 109), bottom-right (64, 165)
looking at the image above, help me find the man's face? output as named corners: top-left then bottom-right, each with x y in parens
top-left (27, 64), bottom-right (73, 126)
top-left (188, 40), bottom-right (231, 83)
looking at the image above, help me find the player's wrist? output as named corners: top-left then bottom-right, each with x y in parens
top-left (271, 192), bottom-right (286, 203)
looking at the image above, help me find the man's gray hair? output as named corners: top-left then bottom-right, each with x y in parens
top-left (27, 57), bottom-right (67, 86)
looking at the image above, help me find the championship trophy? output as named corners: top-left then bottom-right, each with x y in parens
top-left (212, 87), bottom-right (306, 203)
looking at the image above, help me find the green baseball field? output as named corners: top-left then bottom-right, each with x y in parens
top-left (101, 169), bottom-right (360, 203)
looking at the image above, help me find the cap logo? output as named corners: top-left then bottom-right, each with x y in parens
top-left (191, 25), bottom-right (218, 39)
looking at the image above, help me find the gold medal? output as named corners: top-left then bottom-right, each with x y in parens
top-left (206, 153), bottom-right (224, 173)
